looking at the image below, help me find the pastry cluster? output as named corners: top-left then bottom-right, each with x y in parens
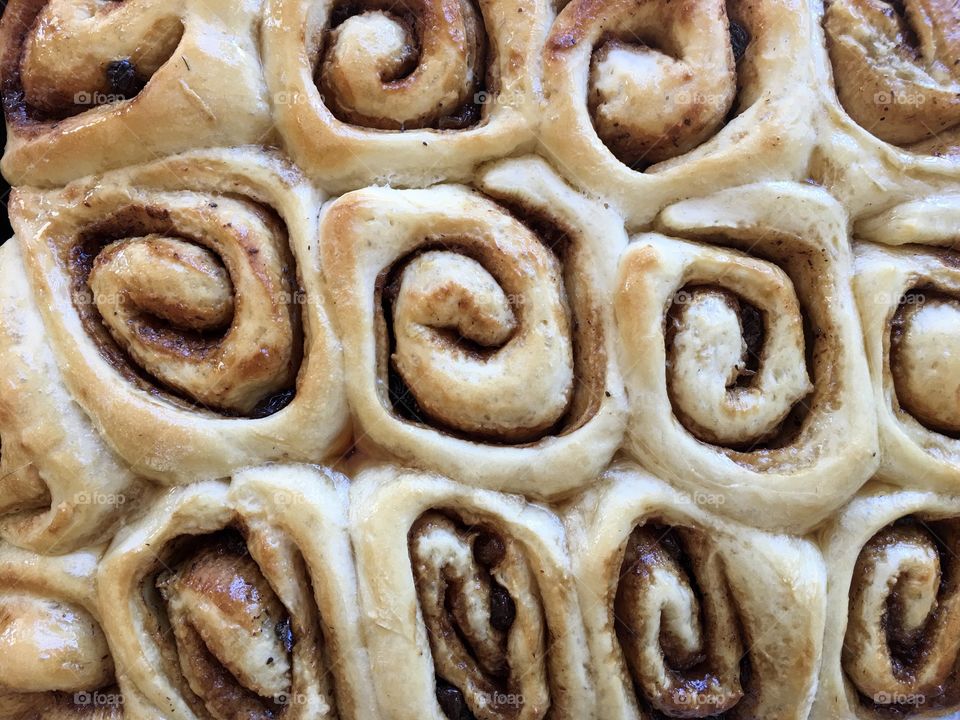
top-left (0, 0), bottom-right (958, 719)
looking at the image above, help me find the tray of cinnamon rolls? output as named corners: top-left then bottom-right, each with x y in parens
top-left (0, 0), bottom-right (957, 718)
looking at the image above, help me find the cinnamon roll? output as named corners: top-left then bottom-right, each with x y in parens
top-left (815, 484), bottom-right (960, 718)
top-left (0, 543), bottom-right (123, 719)
top-left (9, 148), bottom-right (349, 484)
top-left (262, 0), bottom-right (544, 191)
top-left (0, 0), bottom-right (273, 187)
top-left (814, 0), bottom-right (960, 217)
top-left (349, 464), bottom-right (593, 720)
top-left (97, 465), bottom-right (377, 720)
top-left (0, 239), bottom-right (139, 554)
top-left (320, 156), bottom-right (626, 498)
top-left (616, 182), bottom-right (877, 532)
top-left (853, 242), bottom-right (960, 493)
top-left (565, 462), bottom-right (826, 720)
top-left (539, 0), bottom-right (818, 227)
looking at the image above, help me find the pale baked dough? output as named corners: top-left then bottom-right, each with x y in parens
top-left (321, 156), bottom-right (626, 498)
top-left (0, 240), bottom-right (139, 554)
top-left (0, 0), bottom-right (273, 187)
top-left (9, 147), bottom-right (349, 484)
top-left (815, 483), bottom-right (960, 719)
top-left (615, 183), bottom-right (877, 533)
top-left (0, 543), bottom-right (121, 719)
top-left (349, 464), bottom-right (594, 720)
top-left (565, 462), bottom-right (826, 720)
top-left (97, 465), bottom-right (377, 720)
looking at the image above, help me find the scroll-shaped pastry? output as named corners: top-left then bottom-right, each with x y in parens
top-left (815, 485), bottom-right (960, 718)
top-left (616, 183), bottom-right (877, 532)
top-left (321, 156), bottom-right (626, 498)
top-left (565, 462), bottom-right (825, 720)
top-left (262, 0), bottom-right (544, 191)
top-left (539, 0), bottom-right (817, 226)
top-left (823, 0), bottom-right (960, 153)
top-left (814, 0), bottom-right (960, 216)
top-left (350, 464), bottom-right (593, 720)
top-left (853, 242), bottom-right (960, 493)
top-left (0, 0), bottom-right (273, 187)
top-left (0, 240), bottom-right (138, 554)
top-left (10, 148), bottom-right (348, 484)
top-left (0, 543), bottom-right (124, 719)
top-left (97, 465), bottom-right (377, 720)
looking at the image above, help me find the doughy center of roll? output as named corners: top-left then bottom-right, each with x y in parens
top-left (892, 298), bottom-right (960, 434)
top-left (843, 521), bottom-right (960, 710)
top-left (81, 195), bottom-right (301, 416)
top-left (667, 286), bottom-right (812, 447)
top-left (615, 525), bottom-right (745, 718)
top-left (318, 0), bottom-right (485, 129)
top-left (157, 537), bottom-right (292, 720)
top-left (389, 250), bottom-right (574, 442)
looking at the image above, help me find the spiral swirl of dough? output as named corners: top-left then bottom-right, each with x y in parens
top-left (615, 184), bottom-right (876, 532)
top-left (546, 0), bottom-right (739, 168)
top-left (97, 467), bottom-right (377, 720)
top-left (350, 465), bottom-right (595, 720)
top-left (318, 0), bottom-right (485, 130)
top-left (615, 525), bottom-right (744, 717)
top-left (384, 238), bottom-right (573, 443)
top-left (11, 149), bottom-right (348, 484)
top-left (665, 272), bottom-right (812, 448)
top-left (409, 512), bottom-right (549, 720)
top-left (565, 464), bottom-right (827, 720)
top-left (816, 489), bottom-right (960, 719)
top-left (824, 0), bottom-right (960, 150)
top-left (80, 200), bottom-right (298, 416)
top-left (321, 157), bottom-right (626, 497)
top-left (843, 521), bottom-right (960, 709)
